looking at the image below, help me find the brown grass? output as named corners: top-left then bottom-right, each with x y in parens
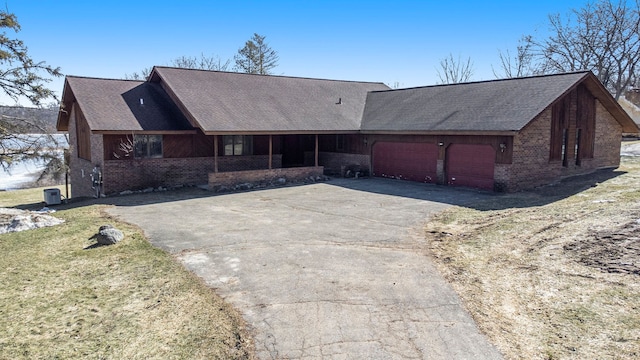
top-left (0, 187), bottom-right (254, 359)
top-left (426, 157), bottom-right (640, 359)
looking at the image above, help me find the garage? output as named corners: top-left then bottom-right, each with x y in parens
top-left (446, 144), bottom-right (495, 190)
top-left (372, 142), bottom-right (438, 182)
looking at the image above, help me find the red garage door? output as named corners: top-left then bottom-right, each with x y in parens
top-left (446, 144), bottom-right (495, 190)
top-left (373, 142), bottom-right (438, 183)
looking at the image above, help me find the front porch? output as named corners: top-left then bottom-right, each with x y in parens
top-left (208, 133), bottom-right (323, 189)
top-left (208, 166), bottom-right (324, 190)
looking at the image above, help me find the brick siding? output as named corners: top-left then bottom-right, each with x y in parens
top-left (103, 157), bottom-right (216, 194)
top-left (209, 166), bottom-right (324, 188)
top-left (101, 154), bottom-right (284, 195)
top-left (593, 101), bottom-right (622, 167)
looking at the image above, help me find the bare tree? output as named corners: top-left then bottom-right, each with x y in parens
top-left (518, 0), bottom-right (640, 99)
top-left (436, 54), bottom-right (474, 84)
top-left (125, 53), bottom-right (231, 80)
top-left (493, 36), bottom-right (539, 78)
top-left (234, 33), bottom-right (279, 75)
top-left (170, 54), bottom-right (231, 71)
top-left (124, 67), bottom-right (153, 81)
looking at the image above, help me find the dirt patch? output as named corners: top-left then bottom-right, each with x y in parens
top-left (565, 217), bottom-right (640, 275)
top-left (426, 156), bottom-right (640, 359)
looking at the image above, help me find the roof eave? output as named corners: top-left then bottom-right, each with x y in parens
top-left (202, 130), bottom-right (362, 136)
top-left (360, 130), bottom-right (519, 136)
top-left (93, 129), bottom-right (198, 135)
top-left (56, 78), bottom-right (74, 131)
top-left (580, 73), bottom-right (640, 133)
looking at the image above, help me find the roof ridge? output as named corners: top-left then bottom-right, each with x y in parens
top-left (371, 71), bottom-right (591, 93)
top-left (66, 75), bottom-right (145, 83)
top-left (153, 66), bottom-right (389, 86)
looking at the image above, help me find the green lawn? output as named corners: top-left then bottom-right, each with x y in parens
top-left (0, 187), bottom-right (254, 359)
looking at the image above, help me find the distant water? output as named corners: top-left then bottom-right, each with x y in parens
top-left (0, 134), bottom-right (68, 191)
top-left (0, 160), bottom-right (48, 190)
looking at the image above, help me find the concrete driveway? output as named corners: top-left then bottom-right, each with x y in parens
top-left (108, 178), bottom-right (502, 359)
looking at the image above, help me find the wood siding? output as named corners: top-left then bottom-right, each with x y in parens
top-left (74, 105), bottom-right (91, 160)
top-left (361, 134), bottom-right (512, 164)
top-left (550, 95), bottom-right (570, 161)
top-left (104, 132), bottom-right (215, 160)
top-left (577, 84), bottom-right (596, 160)
top-left (550, 85), bottom-right (596, 165)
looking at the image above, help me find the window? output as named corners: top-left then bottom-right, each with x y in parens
top-left (223, 135), bottom-right (253, 156)
top-left (134, 135), bottom-right (163, 158)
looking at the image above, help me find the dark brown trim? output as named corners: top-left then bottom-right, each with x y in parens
top-left (93, 130), bottom-right (198, 135)
top-left (361, 130), bottom-right (519, 136)
top-left (213, 135), bottom-right (219, 173)
top-left (315, 134), bottom-right (319, 167)
top-left (268, 135), bottom-right (273, 169)
top-left (202, 130), bottom-right (362, 136)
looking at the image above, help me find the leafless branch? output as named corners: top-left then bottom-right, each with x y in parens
top-left (436, 53), bottom-right (474, 84)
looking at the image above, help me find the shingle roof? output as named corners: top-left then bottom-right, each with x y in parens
top-left (362, 72), bottom-right (591, 133)
top-left (150, 67), bottom-right (390, 133)
top-left (57, 69), bottom-right (638, 135)
top-left (60, 76), bottom-right (192, 132)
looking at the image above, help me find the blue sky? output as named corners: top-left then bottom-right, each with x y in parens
top-left (9, 0), bottom-right (590, 105)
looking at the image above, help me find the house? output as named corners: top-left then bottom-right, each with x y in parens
top-left (56, 67), bottom-right (639, 197)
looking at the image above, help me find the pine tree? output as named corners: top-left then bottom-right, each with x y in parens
top-left (234, 33), bottom-right (279, 75)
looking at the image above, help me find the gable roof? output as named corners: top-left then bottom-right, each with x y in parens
top-left (57, 69), bottom-right (638, 136)
top-left (362, 71), bottom-right (639, 134)
top-left (148, 67), bottom-right (390, 134)
top-left (57, 76), bottom-right (192, 133)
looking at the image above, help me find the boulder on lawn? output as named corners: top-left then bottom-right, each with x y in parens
top-left (91, 225), bottom-right (124, 245)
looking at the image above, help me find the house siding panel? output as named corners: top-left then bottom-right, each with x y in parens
top-left (101, 154), bottom-right (284, 194)
top-left (68, 103), bottom-right (105, 198)
top-left (506, 100), bottom-right (621, 191)
top-left (593, 100), bottom-right (622, 167)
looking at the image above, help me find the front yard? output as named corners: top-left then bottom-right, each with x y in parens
top-left (0, 188), bottom-right (254, 359)
top-left (426, 156), bottom-right (640, 359)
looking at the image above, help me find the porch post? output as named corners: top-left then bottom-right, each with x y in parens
top-left (315, 134), bottom-right (319, 167)
top-left (268, 135), bottom-right (273, 169)
top-left (213, 135), bottom-right (219, 173)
